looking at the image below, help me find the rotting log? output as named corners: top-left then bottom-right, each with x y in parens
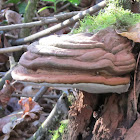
top-left (67, 59), bottom-right (140, 140)
top-left (93, 94), bottom-right (128, 140)
top-left (68, 92), bottom-right (99, 140)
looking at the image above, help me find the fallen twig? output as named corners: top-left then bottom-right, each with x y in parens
top-left (33, 11), bottom-right (80, 21)
top-left (0, 45), bottom-right (27, 54)
top-left (12, 93), bottom-right (60, 99)
top-left (29, 93), bottom-right (69, 140)
top-left (0, 72), bottom-right (6, 78)
top-left (43, 98), bottom-right (57, 104)
top-left (0, 18), bottom-right (59, 31)
top-left (33, 86), bottom-right (49, 102)
top-left (0, 57), bottom-right (17, 90)
top-left (0, 68), bottom-right (14, 90)
top-left (70, 21), bottom-right (80, 33)
top-left (11, 1), bottom-right (106, 45)
top-left (54, 11), bottom-right (79, 20)
top-left (0, 11), bottom-right (82, 31)
top-left (53, 3), bottom-right (71, 15)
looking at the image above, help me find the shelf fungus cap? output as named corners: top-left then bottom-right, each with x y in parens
top-left (12, 28), bottom-right (136, 94)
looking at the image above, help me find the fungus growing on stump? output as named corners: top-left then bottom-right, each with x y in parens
top-left (12, 27), bottom-right (135, 94)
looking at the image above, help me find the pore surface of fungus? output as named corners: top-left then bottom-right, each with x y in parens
top-left (12, 28), bottom-right (136, 93)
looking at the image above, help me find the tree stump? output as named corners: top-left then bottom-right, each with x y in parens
top-left (68, 53), bottom-right (140, 140)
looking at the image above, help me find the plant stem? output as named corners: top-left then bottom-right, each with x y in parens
top-left (20, 0), bottom-right (39, 37)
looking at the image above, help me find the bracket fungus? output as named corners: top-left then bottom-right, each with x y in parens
top-left (12, 28), bottom-right (136, 93)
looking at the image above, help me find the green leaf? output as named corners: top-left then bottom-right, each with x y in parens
top-left (6, 0), bottom-right (20, 4)
top-left (0, 20), bottom-right (8, 25)
top-left (17, 2), bottom-right (27, 14)
top-left (41, 0), bottom-right (56, 2)
top-left (67, 0), bottom-right (80, 5)
top-left (38, 6), bottom-right (55, 13)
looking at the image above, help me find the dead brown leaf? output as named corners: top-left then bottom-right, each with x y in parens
top-left (4, 10), bottom-right (22, 24)
top-left (0, 98), bottom-right (42, 139)
top-left (117, 22), bottom-right (140, 43)
top-left (4, 10), bottom-right (22, 38)
top-left (18, 97), bottom-right (42, 119)
top-left (0, 80), bottom-right (15, 109)
top-left (0, 111), bottom-right (22, 133)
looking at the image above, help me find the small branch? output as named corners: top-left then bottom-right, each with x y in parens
top-left (0, 56), bottom-right (17, 90)
top-left (0, 67), bottom-right (16, 90)
top-left (29, 93), bottom-right (69, 140)
top-left (9, 55), bottom-right (16, 69)
top-left (33, 11), bottom-right (80, 21)
top-left (0, 72), bottom-right (6, 78)
top-left (54, 11), bottom-right (79, 20)
top-left (11, 1), bottom-right (106, 45)
top-left (0, 10), bottom-right (96, 32)
top-left (0, 69), bottom-right (13, 90)
top-left (70, 21), bottom-right (80, 33)
top-left (0, 45), bottom-right (27, 54)
top-left (0, 18), bottom-right (59, 31)
top-left (33, 86), bottom-right (49, 102)
top-left (0, 11), bottom-right (80, 31)
top-left (53, 3), bottom-right (71, 15)
top-left (12, 93), bottom-right (60, 99)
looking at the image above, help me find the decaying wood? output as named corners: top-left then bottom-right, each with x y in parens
top-left (68, 91), bottom-right (99, 139)
top-left (124, 116), bottom-right (140, 140)
top-left (93, 94), bottom-right (128, 140)
top-left (67, 48), bottom-right (140, 140)
top-left (29, 93), bottom-right (69, 140)
top-left (126, 53), bottom-right (140, 128)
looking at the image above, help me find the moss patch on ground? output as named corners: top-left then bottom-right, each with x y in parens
top-left (51, 120), bottom-right (68, 140)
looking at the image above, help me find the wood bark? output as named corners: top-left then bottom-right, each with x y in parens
top-left (68, 91), bottom-right (99, 139)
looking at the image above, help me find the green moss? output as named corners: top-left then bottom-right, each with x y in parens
top-left (73, 4), bottom-right (140, 34)
top-left (51, 120), bottom-right (68, 140)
